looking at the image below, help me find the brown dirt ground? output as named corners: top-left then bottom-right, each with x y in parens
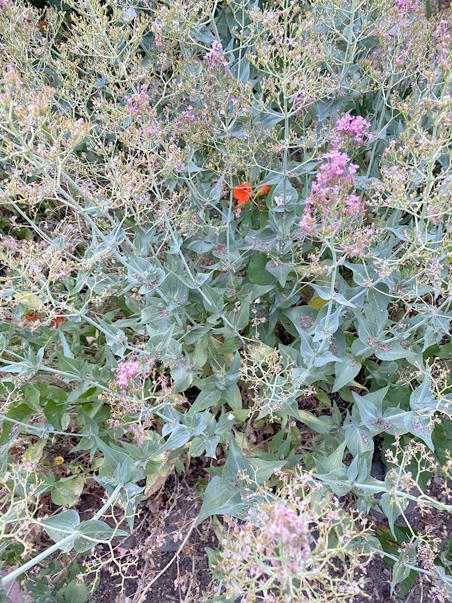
top-left (90, 462), bottom-right (216, 603)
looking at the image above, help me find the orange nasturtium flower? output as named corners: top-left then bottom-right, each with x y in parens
top-left (362, 195), bottom-right (368, 215)
top-left (25, 313), bottom-right (39, 322)
top-left (53, 315), bottom-right (66, 328)
top-left (257, 185), bottom-right (271, 197)
top-left (233, 182), bottom-right (252, 205)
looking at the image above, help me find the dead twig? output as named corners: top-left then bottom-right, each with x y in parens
top-left (182, 557), bottom-right (195, 603)
top-left (133, 517), bottom-right (198, 603)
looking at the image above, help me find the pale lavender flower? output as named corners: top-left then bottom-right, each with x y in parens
top-left (438, 20), bottom-right (451, 70)
top-left (174, 161), bottom-right (186, 172)
top-left (340, 227), bottom-right (375, 258)
top-left (115, 360), bottom-right (140, 391)
top-left (298, 151), bottom-right (362, 238)
top-left (127, 85), bottom-right (149, 114)
top-left (395, 0), bottom-right (418, 14)
top-left (257, 504), bottom-right (311, 562)
top-left (292, 90), bottom-right (315, 115)
top-left (336, 114), bottom-right (371, 144)
top-left (205, 41), bottom-right (229, 75)
top-left (181, 106), bottom-right (198, 123)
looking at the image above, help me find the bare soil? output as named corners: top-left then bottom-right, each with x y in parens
top-left (91, 462), bottom-right (216, 603)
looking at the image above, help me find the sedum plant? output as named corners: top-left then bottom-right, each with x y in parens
top-left (0, 0), bottom-right (452, 600)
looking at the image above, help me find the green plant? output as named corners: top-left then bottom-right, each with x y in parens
top-left (1, 0), bottom-right (452, 600)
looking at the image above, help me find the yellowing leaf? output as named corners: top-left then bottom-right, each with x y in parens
top-left (223, 353), bottom-right (235, 364)
top-left (308, 296), bottom-right (328, 310)
top-left (51, 475), bottom-right (84, 506)
top-left (143, 451), bottom-right (171, 499)
top-left (23, 439), bottom-right (46, 465)
top-left (295, 265), bottom-right (309, 276)
top-left (235, 431), bottom-right (253, 453)
top-left (350, 380), bottom-right (367, 390)
top-left (91, 457), bottom-right (104, 470)
top-left (210, 336), bottom-right (222, 350)
top-left (315, 389), bottom-right (331, 407)
top-left (14, 292), bottom-right (45, 310)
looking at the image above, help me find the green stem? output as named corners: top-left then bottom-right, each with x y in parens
top-left (311, 243), bottom-right (338, 362)
top-left (0, 415), bottom-right (90, 438)
top-left (0, 357), bottom-right (111, 393)
top-left (1, 483), bottom-right (122, 586)
top-left (344, 479), bottom-right (452, 512)
top-left (368, 545), bottom-right (452, 585)
top-left (339, 0), bottom-right (357, 82)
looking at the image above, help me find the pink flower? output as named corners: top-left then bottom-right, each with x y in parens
top-left (181, 106), bottom-right (197, 123)
top-left (298, 151), bottom-right (363, 238)
top-left (115, 361), bottom-right (140, 391)
top-left (309, 150), bottom-right (358, 209)
top-left (258, 504), bottom-right (311, 562)
top-left (298, 203), bottom-right (316, 235)
top-left (345, 193), bottom-right (363, 216)
top-left (205, 41), bottom-right (229, 75)
top-left (127, 85), bottom-right (149, 114)
top-left (336, 114), bottom-right (371, 145)
top-left (395, 0), bottom-right (418, 14)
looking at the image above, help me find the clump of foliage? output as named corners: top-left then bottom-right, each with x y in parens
top-left (206, 471), bottom-right (376, 603)
top-left (1, 0), bottom-right (452, 601)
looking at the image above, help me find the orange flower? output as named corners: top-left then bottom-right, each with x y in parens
top-left (362, 195), bottom-right (368, 215)
top-left (25, 313), bottom-right (38, 322)
top-left (53, 315), bottom-right (66, 328)
top-left (257, 185), bottom-right (270, 197)
top-left (233, 182), bottom-right (252, 205)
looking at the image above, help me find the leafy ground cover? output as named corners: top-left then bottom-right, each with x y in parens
top-left (1, 0), bottom-right (452, 601)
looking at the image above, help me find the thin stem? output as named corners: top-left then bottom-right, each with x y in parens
top-left (0, 415), bottom-right (91, 438)
top-left (1, 483), bottom-right (123, 586)
top-left (368, 545), bottom-right (452, 585)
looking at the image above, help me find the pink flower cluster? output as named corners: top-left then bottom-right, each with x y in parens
top-left (336, 114), bottom-right (371, 145)
top-left (257, 504), bottom-right (311, 562)
top-left (299, 150), bottom-right (362, 238)
top-left (181, 106), bottom-right (198, 123)
top-left (205, 41), bottom-right (229, 76)
top-left (0, 235), bottom-right (21, 252)
top-left (395, 0), bottom-right (418, 14)
top-left (127, 85), bottom-right (149, 114)
top-left (438, 20), bottom-right (451, 71)
top-left (115, 360), bottom-right (140, 393)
